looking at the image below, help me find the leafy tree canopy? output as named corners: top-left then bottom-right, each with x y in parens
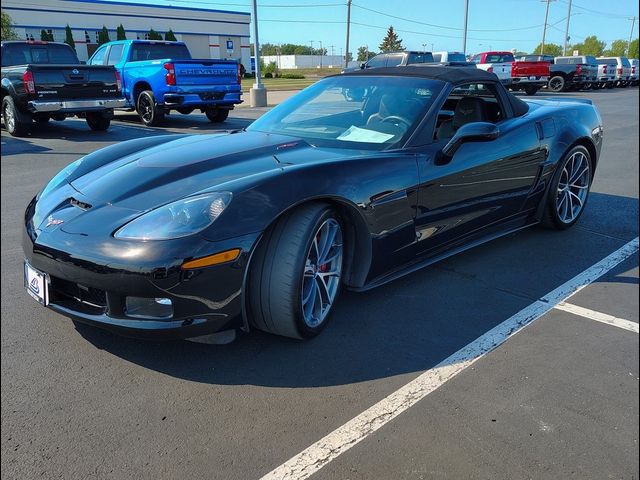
top-left (1, 10), bottom-right (18, 40)
top-left (571, 35), bottom-right (606, 56)
top-left (627, 38), bottom-right (638, 58)
top-left (532, 42), bottom-right (563, 56)
top-left (357, 45), bottom-right (377, 62)
top-left (603, 39), bottom-right (628, 56)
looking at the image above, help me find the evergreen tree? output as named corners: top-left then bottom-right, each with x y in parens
top-left (379, 26), bottom-right (403, 53)
top-left (147, 28), bottom-right (163, 40)
top-left (164, 29), bottom-right (177, 41)
top-left (97, 25), bottom-right (110, 45)
top-left (116, 24), bottom-right (126, 41)
top-left (64, 25), bottom-right (75, 51)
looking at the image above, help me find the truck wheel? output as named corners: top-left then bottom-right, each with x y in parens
top-left (34, 114), bottom-right (51, 124)
top-left (524, 86), bottom-right (539, 96)
top-left (2, 96), bottom-right (31, 137)
top-left (136, 90), bottom-right (165, 126)
top-left (176, 107), bottom-right (195, 115)
top-left (85, 113), bottom-right (111, 131)
top-left (548, 75), bottom-right (565, 92)
top-left (205, 107), bottom-right (229, 123)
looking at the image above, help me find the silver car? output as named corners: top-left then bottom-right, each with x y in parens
top-left (595, 58), bottom-right (617, 89)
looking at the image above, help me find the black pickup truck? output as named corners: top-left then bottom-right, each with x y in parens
top-left (1, 41), bottom-right (126, 136)
top-left (517, 54), bottom-right (598, 92)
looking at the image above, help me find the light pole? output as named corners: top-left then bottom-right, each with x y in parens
top-left (345, 0), bottom-right (352, 68)
top-left (628, 16), bottom-right (637, 56)
top-left (431, 43), bottom-right (434, 52)
top-left (563, 0), bottom-right (572, 55)
top-left (422, 43), bottom-right (427, 53)
top-left (462, 0), bottom-right (469, 54)
top-left (250, 0), bottom-right (266, 107)
top-left (309, 40), bottom-right (315, 68)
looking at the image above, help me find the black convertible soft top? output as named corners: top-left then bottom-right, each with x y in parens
top-left (342, 65), bottom-right (529, 117)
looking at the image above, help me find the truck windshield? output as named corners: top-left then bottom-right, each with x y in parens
top-left (2, 43), bottom-right (78, 66)
top-left (130, 43), bottom-right (191, 61)
top-left (247, 75), bottom-right (442, 150)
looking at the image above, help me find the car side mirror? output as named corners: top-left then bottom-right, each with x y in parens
top-left (440, 122), bottom-right (500, 161)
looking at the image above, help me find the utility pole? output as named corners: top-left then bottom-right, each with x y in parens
top-left (563, 0), bottom-right (572, 55)
top-left (541, 0), bottom-right (552, 55)
top-left (345, 0), bottom-right (352, 68)
top-left (250, 0), bottom-right (266, 107)
top-left (628, 16), bottom-right (637, 56)
top-left (462, 0), bottom-right (469, 54)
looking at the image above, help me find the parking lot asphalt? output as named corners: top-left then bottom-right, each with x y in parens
top-left (1, 87), bottom-right (638, 480)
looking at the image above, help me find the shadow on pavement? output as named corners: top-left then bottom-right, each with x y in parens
top-left (74, 192), bottom-right (638, 388)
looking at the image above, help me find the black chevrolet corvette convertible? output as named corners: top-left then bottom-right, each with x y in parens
top-left (23, 66), bottom-right (604, 340)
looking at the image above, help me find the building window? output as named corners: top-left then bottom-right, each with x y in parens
top-left (85, 31), bottom-right (91, 43)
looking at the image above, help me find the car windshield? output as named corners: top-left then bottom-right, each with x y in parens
top-left (247, 75), bottom-right (442, 150)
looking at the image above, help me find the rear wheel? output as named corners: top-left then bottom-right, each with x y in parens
top-left (542, 145), bottom-right (592, 230)
top-left (248, 203), bottom-right (344, 339)
top-left (2, 96), bottom-right (30, 137)
top-left (136, 90), bottom-right (165, 126)
top-left (205, 107), bottom-right (229, 123)
top-left (548, 75), bottom-right (566, 92)
top-left (85, 112), bottom-right (111, 131)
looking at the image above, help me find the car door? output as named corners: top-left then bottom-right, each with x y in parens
top-left (413, 82), bottom-right (545, 254)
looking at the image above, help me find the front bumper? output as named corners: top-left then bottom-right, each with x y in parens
top-left (28, 97), bottom-right (127, 113)
top-left (22, 210), bottom-right (260, 339)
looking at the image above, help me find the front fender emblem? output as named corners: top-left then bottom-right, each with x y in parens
top-left (45, 216), bottom-right (64, 228)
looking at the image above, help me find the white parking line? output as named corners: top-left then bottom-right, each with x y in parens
top-left (555, 302), bottom-right (639, 333)
top-left (259, 237), bottom-right (639, 480)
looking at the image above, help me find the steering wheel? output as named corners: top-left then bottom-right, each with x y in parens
top-left (381, 115), bottom-right (412, 129)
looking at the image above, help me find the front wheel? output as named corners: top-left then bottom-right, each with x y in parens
top-left (524, 86), bottom-right (540, 96)
top-left (85, 113), bottom-right (111, 131)
top-left (542, 145), bottom-right (592, 230)
top-left (136, 90), bottom-right (165, 126)
top-left (248, 203), bottom-right (344, 339)
top-left (205, 107), bottom-right (229, 123)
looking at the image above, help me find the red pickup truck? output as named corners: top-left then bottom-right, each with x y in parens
top-left (510, 59), bottom-right (550, 95)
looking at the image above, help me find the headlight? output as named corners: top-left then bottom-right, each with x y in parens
top-left (114, 192), bottom-right (232, 240)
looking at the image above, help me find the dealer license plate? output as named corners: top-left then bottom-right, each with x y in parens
top-left (529, 76), bottom-right (537, 80)
top-left (24, 261), bottom-right (49, 305)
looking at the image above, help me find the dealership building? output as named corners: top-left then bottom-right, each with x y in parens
top-left (2, 0), bottom-right (252, 67)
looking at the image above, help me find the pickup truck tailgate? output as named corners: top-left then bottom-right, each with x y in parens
top-left (513, 61), bottom-right (550, 77)
top-left (31, 65), bottom-right (118, 100)
top-left (173, 60), bottom-right (238, 86)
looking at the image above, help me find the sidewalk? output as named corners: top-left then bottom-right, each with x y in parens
top-left (237, 89), bottom-right (299, 108)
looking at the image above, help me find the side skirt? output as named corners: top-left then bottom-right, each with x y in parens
top-left (351, 220), bottom-right (539, 292)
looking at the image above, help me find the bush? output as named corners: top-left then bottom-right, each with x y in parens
top-left (264, 72), bottom-right (273, 79)
top-left (280, 73), bottom-right (305, 79)
top-left (263, 61), bottom-right (278, 75)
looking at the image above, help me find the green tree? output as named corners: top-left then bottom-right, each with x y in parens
top-left (116, 24), bottom-right (126, 40)
top-left (603, 39), bottom-right (628, 56)
top-left (64, 24), bottom-right (75, 51)
top-left (532, 42), bottom-right (562, 56)
top-left (40, 29), bottom-right (53, 41)
top-left (379, 26), bottom-right (403, 53)
top-left (571, 35), bottom-right (606, 56)
top-left (628, 38), bottom-right (639, 58)
top-left (1, 10), bottom-right (18, 40)
top-left (147, 28), bottom-right (163, 40)
top-left (164, 29), bottom-right (177, 41)
top-left (357, 45), bottom-right (376, 62)
top-left (97, 25), bottom-right (110, 45)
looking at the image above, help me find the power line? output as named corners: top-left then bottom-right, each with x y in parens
top-left (557, 0), bottom-right (636, 20)
top-left (352, 2), bottom-right (551, 33)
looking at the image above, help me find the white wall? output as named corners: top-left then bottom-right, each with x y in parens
top-left (261, 55), bottom-right (346, 69)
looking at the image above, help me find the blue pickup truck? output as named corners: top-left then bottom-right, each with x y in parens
top-left (88, 40), bottom-right (242, 126)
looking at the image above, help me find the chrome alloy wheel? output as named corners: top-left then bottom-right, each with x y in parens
top-left (556, 150), bottom-right (590, 224)
top-left (3, 102), bottom-right (15, 132)
top-left (301, 218), bottom-right (343, 328)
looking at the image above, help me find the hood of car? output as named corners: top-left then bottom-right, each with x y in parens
top-left (68, 130), bottom-right (350, 212)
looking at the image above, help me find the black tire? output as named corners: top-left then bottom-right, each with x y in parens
top-left (548, 75), bottom-right (566, 92)
top-left (524, 86), bottom-right (539, 96)
top-left (136, 90), bottom-right (165, 126)
top-left (51, 114), bottom-right (66, 121)
top-left (205, 107), bottom-right (229, 123)
top-left (542, 145), bottom-right (592, 230)
top-left (176, 107), bottom-right (195, 115)
top-left (85, 113), bottom-right (111, 131)
top-left (606, 81), bottom-right (615, 89)
top-left (2, 96), bottom-right (31, 137)
top-left (248, 203), bottom-right (345, 339)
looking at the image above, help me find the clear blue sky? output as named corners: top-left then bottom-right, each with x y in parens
top-left (114, 0), bottom-right (639, 54)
